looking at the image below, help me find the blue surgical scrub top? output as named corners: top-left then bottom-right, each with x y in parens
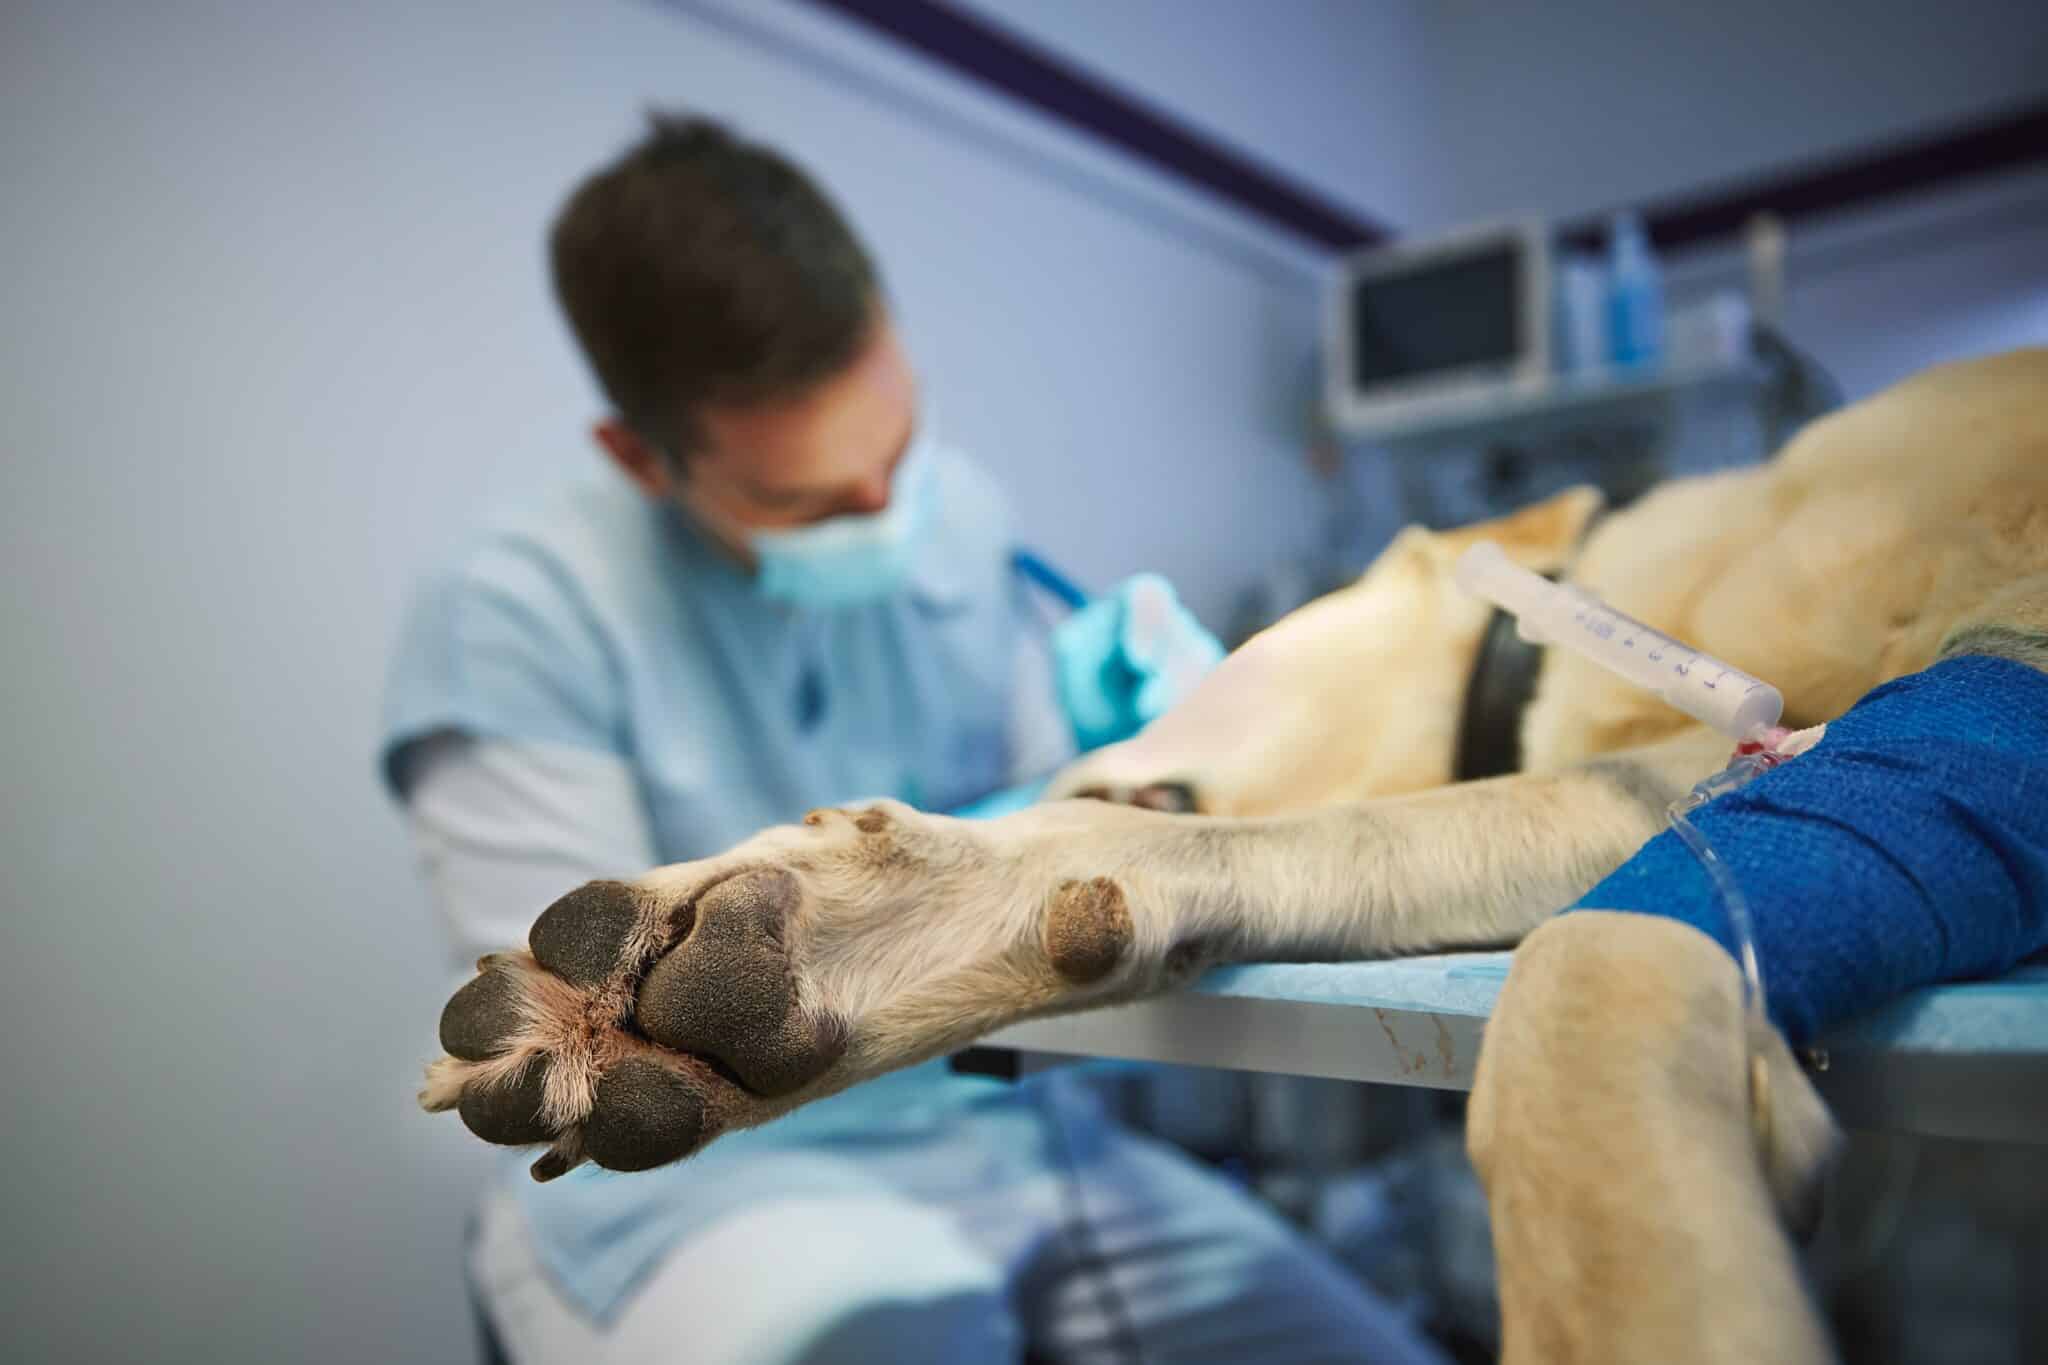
top-left (383, 447), bottom-right (1027, 843)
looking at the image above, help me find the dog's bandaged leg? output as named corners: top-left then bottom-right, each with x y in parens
top-left (1481, 646), bottom-right (2048, 1363)
top-left (1569, 653), bottom-right (2048, 1045)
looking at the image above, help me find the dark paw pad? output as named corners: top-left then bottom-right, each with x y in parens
top-left (458, 1058), bottom-right (554, 1146)
top-left (440, 968), bottom-right (527, 1061)
top-left (1045, 877), bottom-right (1132, 984)
top-left (1163, 935), bottom-right (1218, 978)
top-left (582, 1057), bottom-right (706, 1172)
top-left (529, 1149), bottom-right (578, 1183)
top-left (634, 869), bottom-right (846, 1096)
top-left (1132, 782), bottom-right (1198, 814)
top-left (530, 880), bottom-right (646, 989)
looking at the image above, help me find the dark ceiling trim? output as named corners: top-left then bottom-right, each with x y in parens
top-left (800, 0), bottom-right (1391, 250)
top-left (1566, 99), bottom-right (2048, 254)
top-left (803, 1), bottom-right (2046, 259)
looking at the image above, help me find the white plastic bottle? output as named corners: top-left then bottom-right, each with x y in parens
top-left (1606, 210), bottom-right (1665, 371)
top-left (1554, 254), bottom-right (1608, 375)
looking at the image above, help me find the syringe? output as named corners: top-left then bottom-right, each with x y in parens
top-left (1459, 539), bottom-right (1797, 1151)
top-left (1454, 541), bottom-right (1784, 743)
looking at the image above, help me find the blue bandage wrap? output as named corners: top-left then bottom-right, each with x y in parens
top-left (1570, 654), bottom-right (2048, 1045)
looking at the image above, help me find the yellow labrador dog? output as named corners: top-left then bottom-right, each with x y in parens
top-left (424, 347), bottom-right (2048, 1363)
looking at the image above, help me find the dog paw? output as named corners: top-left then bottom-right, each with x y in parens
top-left (420, 801), bottom-right (1166, 1177)
top-left (422, 865), bottom-right (841, 1176)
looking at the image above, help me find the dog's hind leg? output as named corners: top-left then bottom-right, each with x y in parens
top-left (1471, 911), bottom-right (1838, 1364)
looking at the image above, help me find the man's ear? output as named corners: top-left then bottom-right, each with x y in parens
top-left (594, 419), bottom-right (676, 499)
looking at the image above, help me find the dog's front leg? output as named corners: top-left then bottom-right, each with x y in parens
top-left (1153, 722), bottom-right (1742, 961)
top-left (418, 726), bottom-right (1735, 1172)
top-left (1470, 912), bottom-right (1838, 1365)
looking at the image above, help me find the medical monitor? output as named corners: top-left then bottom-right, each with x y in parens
top-left (1326, 220), bottom-right (1551, 434)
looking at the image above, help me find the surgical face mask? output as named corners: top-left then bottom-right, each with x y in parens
top-left (748, 425), bottom-right (937, 608)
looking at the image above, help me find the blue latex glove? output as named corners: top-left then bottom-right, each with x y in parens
top-left (1050, 573), bottom-right (1225, 753)
top-left (948, 777), bottom-right (1052, 821)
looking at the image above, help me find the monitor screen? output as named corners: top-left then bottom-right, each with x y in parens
top-left (1350, 247), bottom-right (1523, 389)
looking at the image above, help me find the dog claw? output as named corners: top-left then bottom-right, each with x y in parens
top-left (530, 1147), bottom-right (582, 1183)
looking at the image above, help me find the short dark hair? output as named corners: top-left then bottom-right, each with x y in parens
top-left (549, 113), bottom-right (882, 457)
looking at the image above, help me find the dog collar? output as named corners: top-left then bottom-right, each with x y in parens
top-left (1452, 584), bottom-right (1552, 782)
top-left (1452, 513), bottom-right (1606, 782)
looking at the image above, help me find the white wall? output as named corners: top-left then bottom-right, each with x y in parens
top-left (959, 0), bottom-right (1436, 229)
top-left (1409, 0), bottom-right (2048, 233)
top-left (1400, 0), bottom-right (2048, 401)
top-left (0, 3), bottom-right (1367, 1361)
top-left (1666, 168), bottom-right (2048, 401)
top-left (943, 0), bottom-right (2048, 549)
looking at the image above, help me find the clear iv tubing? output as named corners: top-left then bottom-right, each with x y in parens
top-left (1456, 542), bottom-right (1785, 1131)
top-left (1670, 755), bottom-right (1781, 1138)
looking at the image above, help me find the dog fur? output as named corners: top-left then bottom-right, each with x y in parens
top-left (424, 347), bottom-right (2048, 1361)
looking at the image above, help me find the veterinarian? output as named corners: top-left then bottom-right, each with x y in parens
top-left (382, 115), bottom-right (1447, 1365)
